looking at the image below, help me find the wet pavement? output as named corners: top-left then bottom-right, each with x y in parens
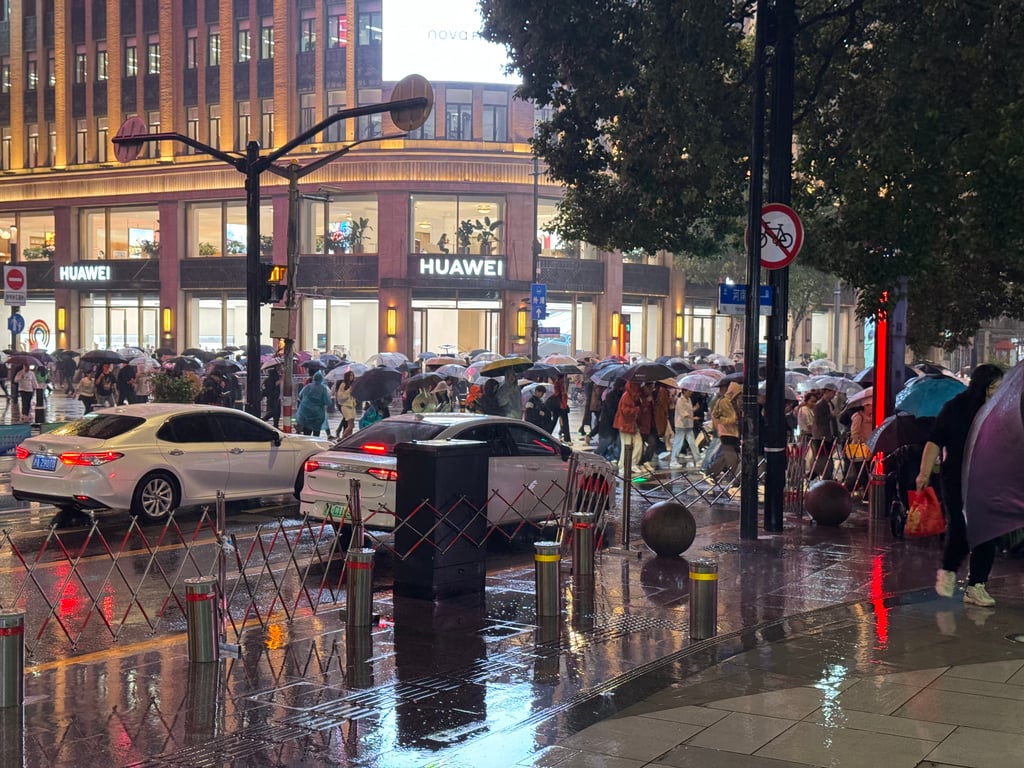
top-left (2, 394), bottom-right (1024, 766)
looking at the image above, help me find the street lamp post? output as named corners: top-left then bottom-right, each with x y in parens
top-left (3, 226), bottom-right (17, 351)
top-left (114, 75), bottom-right (432, 415)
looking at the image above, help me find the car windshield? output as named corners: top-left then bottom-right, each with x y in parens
top-left (333, 420), bottom-right (448, 454)
top-left (45, 414), bottom-right (147, 440)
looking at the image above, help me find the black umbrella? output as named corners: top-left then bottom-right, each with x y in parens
top-left (81, 349), bottom-right (127, 365)
top-left (590, 364), bottom-right (629, 386)
top-left (29, 349), bottom-right (54, 363)
top-left (301, 359), bottom-right (326, 371)
top-left (867, 413), bottom-right (936, 456)
top-left (182, 348), bottom-right (215, 362)
top-left (522, 363), bottom-right (560, 382)
top-left (207, 358), bottom-right (243, 372)
top-left (623, 362), bottom-right (677, 383)
top-left (351, 367), bottom-right (402, 402)
top-left (691, 347), bottom-right (714, 358)
top-left (718, 371), bottom-right (747, 385)
top-left (260, 344), bottom-right (276, 355)
top-left (416, 351), bottom-right (438, 360)
top-left (852, 365), bottom-right (918, 386)
top-left (167, 355), bottom-right (204, 372)
top-left (403, 372), bottom-right (444, 391)
top-left (155, 347), bottom-right (175, 357)
top-left (57, 350), bottom-right (80, 358)
top-left (7, 354), bottom-right (39, 368)
top-left (319, 354), bottom-right (342, 369)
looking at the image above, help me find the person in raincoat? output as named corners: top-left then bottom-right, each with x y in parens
top-left (334, 370), bottom-right (357, 438)
top-left (295, 370), bottom-right (332, 437)
top-left (708, 381), bottom-right (742, 480)
top-left (497, 374), bottom-right (522, 419)
top-left (412, 385), bottom-right (439, 413)
top-left (917, 363), bottom-right (1004, 606)
top-left (613, 381), bottom-right (643, 475)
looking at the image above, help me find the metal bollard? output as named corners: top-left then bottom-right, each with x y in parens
top-left (0, 611), bottom-right (24, 708)
top-left (869, 453), bottom-right (887, 520)
top-left (345, 548), bottom-right (375, 627)
top-left (571, 512), bottom-right (595, 577)
top-left (620, 442), bottom-right (633, 548)
top-left (534, 542), bottom-right (561, 617)
top-left (689, 558), bottom-right (719, 640)
top-left (184, 577), bottom-right (219, 663)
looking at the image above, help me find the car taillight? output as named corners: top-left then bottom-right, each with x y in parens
top-left (59, 451), bottom-right (124, 466)
top-left (14, 445), bottom-right (30, 461)
top-left (361, 443), bottom-right (389, 455)
top-left (367, 468), bottom-right (398, 481)
top-left (304, 459), bottom-right (320, 473)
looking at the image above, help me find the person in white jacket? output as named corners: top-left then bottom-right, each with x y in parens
top-left (13, 363), bottom-right (40, 422)
top-left (670, 389), bottom-right (702, 468)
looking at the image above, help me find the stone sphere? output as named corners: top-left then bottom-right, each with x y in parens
top-left (640, 501), bottom-right (697, 557)
top-left (805, 480), bottom-right (854, 526)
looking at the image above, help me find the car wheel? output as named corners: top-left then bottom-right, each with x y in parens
top-left (131, 471), bottom-right (180, 522)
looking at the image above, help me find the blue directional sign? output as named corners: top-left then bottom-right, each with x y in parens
top-left (531, 283), bottom-right (547, 320)
top-left (718, 284), bottom-right (773, 316)
top-left (7, 313), bottom-right (24, 334)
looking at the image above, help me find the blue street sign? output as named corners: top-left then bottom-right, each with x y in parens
top-left (531, 283), bottom-right (547, 320)
top-left (7, 313), bottom-right (24, 334)
top-left (718, 284), bottom-right (773, 316)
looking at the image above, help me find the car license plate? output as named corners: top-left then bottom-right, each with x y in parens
top-left (32, 454), bottom-right (58, 472)
top-left (325, 503), bottom-right (350, 522)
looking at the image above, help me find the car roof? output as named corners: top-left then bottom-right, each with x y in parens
top-left (90, 403), bottom-right (250, 418)
top-left (384, 413), bottom-right (521, 429)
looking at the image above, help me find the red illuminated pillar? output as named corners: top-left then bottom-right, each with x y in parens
top-left (874, 291), bottom-right (888, 428)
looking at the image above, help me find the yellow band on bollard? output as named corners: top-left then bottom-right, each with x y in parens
top-left (535, 554), bottom-right (561, 562)
top-left (690, 572), bottom-right (718, 581)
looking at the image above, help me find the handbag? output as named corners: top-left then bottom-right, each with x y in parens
top-left (905, 487), bottom-right (945, 537)
top-left (844, 441), bottom-right (870, 460)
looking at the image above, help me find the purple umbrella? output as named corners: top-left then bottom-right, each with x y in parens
top-left (963, 364), bottom-right (1024, 548)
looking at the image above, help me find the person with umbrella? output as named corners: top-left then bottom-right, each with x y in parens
top-left (548, 375), bottom-right (571, 442)
top-left (0, 357), bottom-right (8, 398)
top-left (708, 381), bottom-right (742, 480)
top-left (670, 387), bottom-right (701, 469)
top-left (13, 362), bottom-right (40, 421)
top-left (613, 381), bottom-right (644, 475)
top-left (333, 370), bottom-right (357, 439)
top-left (915, 364), bottom-right (1004, 606)
top-left (75, 368), bottom-right (98, 413)
top-left (95, 362), bottom-right (117, 407)
top-left (809, 384), bottom-right (839, 480)
top-left (596, 378), bottom-right (625, 462)
top-left (261, 366), bottom-right (282, 428)
top-left (497, 374), bottom-right (522, 419)
top-left (472, 379), bottom-right (504, 416)
top-left (524, 384), bottom-right (552, 431)
top-left (295, 370), bottom-right (332, 437)
top-left (116, 360), bottom-right (136, 405)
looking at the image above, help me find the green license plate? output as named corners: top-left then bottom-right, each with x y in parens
top-left (325, 502), bottom-right (350, 522)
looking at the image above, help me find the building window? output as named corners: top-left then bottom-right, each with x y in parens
top-left (327, 6), bottom-right (347, 47)
top-left (445, 89), bottom-right (472, 140)
top-left (208, 104), bottom-right (221, 150)
top-left (407, 108), bottom-right (435, 140)
top-left (47, 123), bottom-right (56, 165)
top-left (27, 60), bottom-right (38, 90)
top-left (236, 102), bottom-right (251, 151)
top-left (186, 30), bottom-right (198, 69)
top-left (26, 124), bottom-right (39, 168)
top-left (186, 200), bottom-right (273, 258)
top-left (356, 113), bottom-right (382, 141)
top-left (411, 194), bottom-right (505, 257)
top-left (1, 128), bottom-right (10, 170)
top-left (97, 117), bottom-right (108, 163)
top-left (300, 16), bottom-right (315, 52)
top-left (125, 40), bottom-right (138, 76)
top-left (261, 100), bottom-right (274, 148)
top-left (482, 91), bottom-right (508, 142)
top-left (260, 20), bottom-right (274, 59)
top-left (48, 55), bottom-right (55, 87)
top-left (96, 48), bottom-right (108, 81)
top-left (10, 212), bottom-right (56, 261)
top-left (1, 62), bottom-right (10, 93)
top-left (147, 37), bottom-right (160, 75)
top-left (325, 90), bottom-right (345, 142)
top-left (236, 22), bottom-right (250, 63)
top-left (75, 49), bottom-right (88, 83)
top-left (300, 93), bottom-right (316, 135)
top-left (357, 12), bottom-right (381, 46)
top-left (147, 112), bottom-right (161, 158)
top-left (304, 195), bottom-right (378, 255)
top-left (186, 107), bottom-right (199, 153)
top-left (75, 119), bottom-right (88, 163)
top-left (208, 31), bottom-right (221, 66)
top-left (82, 207), bottom-right (161, 261)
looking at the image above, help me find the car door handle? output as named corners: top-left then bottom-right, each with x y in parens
top-left (169, 449), bottom-right (184, 456)
top-left (229, 448), bottom-right (244, 454)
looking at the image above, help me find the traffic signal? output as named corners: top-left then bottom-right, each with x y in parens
top-left (258, 263), bottom-right (287, 304)
top-left (621, 313), bottom-right (631, 345)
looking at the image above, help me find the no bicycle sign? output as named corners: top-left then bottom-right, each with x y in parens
top-left (758, 203), bottom-right (803, 270)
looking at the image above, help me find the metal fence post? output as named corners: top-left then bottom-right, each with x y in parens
top-left (345, 548), bottom-right (375, 627)
top-left (184, 577), bottom-right (219, 663)
top-left (534, 541), bottom-right (561, 617)
top-left (689, 558), bottom-right (719, 640)
top-left (620, 442), bottom-right (633, 548)
top-left (0, 611), bottom-right (24, 708)
top-left (571, 512), bottom-right (595, 577)
top-left (348, 478), bottom-right (364, 551)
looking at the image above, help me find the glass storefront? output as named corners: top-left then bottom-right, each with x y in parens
top-left (186, 201), bottom-right (274, 258)
top-left (411, 298), bottom-right (500, 359)
top-left (185, 294), bottom-right (275, 351)
top-left (411, 194), bottom-right (505, 257)
top-left (79, 294), bottom-right (160, 350)
top-left (0, 211), bottom-right (56, 263)
top-left (537, 299), bottom-right (595, 358)
top-left (305, 298), bottom-right (379, 360)
top-left (304, 196), bottom-right (378, 254)
top-left (82, 207), bottom-right (160, 260)
top-left (12, 299), bottom-right (56, 352)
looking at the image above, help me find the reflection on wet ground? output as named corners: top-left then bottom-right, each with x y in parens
top-left (3, 499), bottom-right (1023, 767)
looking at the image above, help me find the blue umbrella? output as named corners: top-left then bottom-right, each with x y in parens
top-left (894, 374), bottom-right (967, 417)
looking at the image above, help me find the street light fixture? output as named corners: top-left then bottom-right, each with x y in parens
top-left (113, 74), bottom-right (433, 415)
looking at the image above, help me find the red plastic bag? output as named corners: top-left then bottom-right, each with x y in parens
top-left (905, 487), bottom-right (946, 537)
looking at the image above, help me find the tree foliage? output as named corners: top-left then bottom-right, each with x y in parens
top-left (481, 0), bottom-right (1024, 350)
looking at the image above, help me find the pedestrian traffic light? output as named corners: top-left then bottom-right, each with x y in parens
top-left (622, 313), bottom-right (631, 345)
top-left (258, 263), bottom-right (287, 304)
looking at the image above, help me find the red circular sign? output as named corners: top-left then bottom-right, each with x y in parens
top-left (5, 267), bottom-right (25, 290)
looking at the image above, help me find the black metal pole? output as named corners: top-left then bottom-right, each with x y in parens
top-left (741, 2), bottom-right (768, 540)
top-left (245, 141), bottom-right (262, 416)
top-left (531, 156), bottom-right (540, 360)
top-left (763, 0), bottom-right (796, 533)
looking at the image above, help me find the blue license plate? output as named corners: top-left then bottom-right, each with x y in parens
top-left (31, 454), bottom-right (58, 472)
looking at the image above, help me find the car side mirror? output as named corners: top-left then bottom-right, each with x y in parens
top-left (271, 434), bottom-right (282, 447)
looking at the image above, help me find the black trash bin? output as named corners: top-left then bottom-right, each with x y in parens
top-left (394, 440), bottom-right (488, 600)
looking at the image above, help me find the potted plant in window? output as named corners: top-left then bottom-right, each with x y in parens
top-left (139, 239), bottom-right (160, 258)
top-left (473, 216), bottom-right (503, 256)
top-left (456, 220), bottom-right (475, 254)
top-left (198, 242), bottom-right (218, 256)
top-left (345, 217), bottom-right (372, 254)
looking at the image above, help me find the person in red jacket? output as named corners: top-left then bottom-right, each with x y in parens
top-left (549, 375), bottom-right (572, 442)
top-left (613, 381), bottom-right (644, 475)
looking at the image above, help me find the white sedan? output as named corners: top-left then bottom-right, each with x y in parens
top-left (300, 413), bottom-right (613, 530)
top-left (11, 404), bottom-right (331, 521)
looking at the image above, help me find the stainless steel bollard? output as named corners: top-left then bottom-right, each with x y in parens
top-left (869, 454), bottom-right (887, 520)
top-left (534, 542), bottom-right (561, 617)
top-left (620, 443), bottom-right (633, 548)
top-left (184, 577), bottom-right (219, 663)
top-left (0, 611), bottom-right (24, 708)
top-left (689, 558), bottom-right (719, 640)
top-left (571, 512), bottom-right (596, 577)
top-left (345, 548), bottom-right (375, 627)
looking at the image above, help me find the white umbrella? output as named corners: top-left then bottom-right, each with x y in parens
top-left (365, 352), bottom-right (408, 368)
top-left (325, 362), bottom-right (369, 382)
top-left (691, 367), bottom-right (725, 381)
top-left (130, 356), bottom-right (159, 370)
top-left (261, 358), bottom-right (284, 371)
top-left (470, 351), bottom-right (504, 363)
top-left (808, 358), bottom-right (837, 374)
top-left (846, 386), bottom-right (873, 407)
top-left (436, 363), bottom-right (467, 378)
top-left (677, 373), bottom-right (718, 394)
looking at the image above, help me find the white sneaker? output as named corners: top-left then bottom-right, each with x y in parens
top-left (935, 569), bottom-right (957, 598)
top-left (670, 462), bottom-right (683, 469)
top-left (964, 583), bottom-right (996, 607)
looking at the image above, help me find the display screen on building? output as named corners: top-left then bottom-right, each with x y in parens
top-left (382, 0), bottom-right (521, 85)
